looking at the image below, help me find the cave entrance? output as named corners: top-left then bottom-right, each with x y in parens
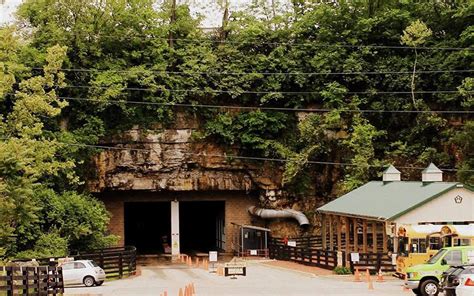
top-left (124, 202), bottom-right (171, 255)
top-left (179, 201), bottom-right (226, 253)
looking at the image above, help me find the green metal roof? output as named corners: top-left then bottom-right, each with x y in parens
top-left (317, 181), bottom-right (464, 220)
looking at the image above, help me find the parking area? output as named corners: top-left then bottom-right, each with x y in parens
top-left (65, 261), bottom-right (410, 296)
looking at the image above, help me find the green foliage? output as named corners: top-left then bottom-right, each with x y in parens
top-left (0, 0), bottom-right (471, 253)
top-left (333, 266), bottom-right (352, 275)
top-left (400, 20), bottom-right (433, 48)
top-left (452, 121), bottom-right (474, 186)
top-left (15, 231), bottom-right (68, 259)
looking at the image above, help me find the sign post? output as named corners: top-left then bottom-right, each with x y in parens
top-left (209, 251), bottom-right (218, 273)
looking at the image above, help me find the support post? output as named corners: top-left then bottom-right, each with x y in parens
top-left (171, 200), bottom-right (180, 260)
top-left (337, 216), bottom-right (342, 252)
top-left (321, 214), bottom-right (327, 250)
top-left (362, 220), bottom-right (368, 253)
top-left (329, 215), bottom-right (334, 251)
top-left (372, 221), bottom-right (378, 253)
top-left (382, 222), bottom-right (388, 253)
top-left (353, 218), bottom-right (358, 252)
top-left (344, 217), bottom-right (350, 252)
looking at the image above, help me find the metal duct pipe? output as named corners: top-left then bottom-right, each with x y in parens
top-left (248, 206), bottom-right (310, 227)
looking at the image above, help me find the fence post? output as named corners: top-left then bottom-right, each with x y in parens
top-left (349, 254), bottom-right (354, 273)
top-left (325, 250), bottom-right (329, 267)
top-left (22, 267), bottom-right (28, 295)
top-left (6, 266), bottom-right (13, 296)
top-left (376, 253), bottom-right (382, 272)
top-left (119, 252), bottom-right (123, 279)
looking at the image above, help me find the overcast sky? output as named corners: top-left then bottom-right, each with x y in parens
top-left (1, 0), bottom-right (286, 27)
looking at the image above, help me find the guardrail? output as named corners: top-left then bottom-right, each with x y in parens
top-left (0, 266), bottom-right (64, 295)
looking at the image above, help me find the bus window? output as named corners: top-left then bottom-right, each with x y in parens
top-left (453, 238), bottom-right (471, 246)
top-left (398, 237), bottom-right (409, 256)
top-left (410, 238), bottom-right (427, 253)
top-left (429, 237), bottom-right (441, 250)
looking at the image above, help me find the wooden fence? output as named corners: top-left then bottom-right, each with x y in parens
top-left (348, 252), bottom-right (396, 273)
top-left (0, 266), bottom-right (64, 295)
top-left (269, 237), bottom-right (342, 270)
top-left (74, 246), bottom-right (137, 279)
top-left (269, 236), bottom-right (396, 273)
top-left (12, 246), bottom-right (137, 280)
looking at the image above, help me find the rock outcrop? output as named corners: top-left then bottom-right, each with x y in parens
top-left (88, 114), bottom-right (283, 193)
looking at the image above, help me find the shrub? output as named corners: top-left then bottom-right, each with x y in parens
top-left (333, 266), bottom-right (352, 275)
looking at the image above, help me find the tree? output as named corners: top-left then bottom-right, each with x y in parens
top-left (400, 20), bottom-right (432, 107)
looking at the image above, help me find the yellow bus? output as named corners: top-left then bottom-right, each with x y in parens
top-left (395, 224), bottom-right (474, 276)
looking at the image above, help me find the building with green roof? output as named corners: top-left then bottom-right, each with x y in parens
top-left (316, 163), bottom-right (474, 255)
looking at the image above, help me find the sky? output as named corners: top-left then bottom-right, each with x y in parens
top-left (0, 0), bottom-right (286, 27)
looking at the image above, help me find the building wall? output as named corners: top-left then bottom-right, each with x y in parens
top-left (394, 187), bottom-right (474, 224)
top-left (98, 190), bottom-right (258, 253)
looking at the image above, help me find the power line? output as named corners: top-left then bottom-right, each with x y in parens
top-left (58, 34), bottom-right (473, 51)
top-left (56, 96), bottom-right (474, 114)
top-left (8, 138), bottom-right (467, 172)
top-left (30, 67), bottom-right (474, 76)
top-left (60, 85), bottom-right (468, 95)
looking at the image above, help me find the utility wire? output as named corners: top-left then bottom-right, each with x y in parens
top-left (60, 85), bottom-right (468, 95)
top-left (56, 96), bottom-right (474, 114)
top-left (30, 67), bottom-right (474, 76)
top-left (4, 138), bottom-right (466, 172)
top-left (57, 34), bottom-right (473, 51)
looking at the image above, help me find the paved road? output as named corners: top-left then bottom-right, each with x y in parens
top-left (65, 262), bottom-right (410, 296)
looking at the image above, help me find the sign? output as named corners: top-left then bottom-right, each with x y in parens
top-left (224, 261), bottom-right (247, 277)
top-left (468, 250), bottom-right (474, 264)
top-left (350, 252), bottom-right (360, 262)
top-left (250, 250), bottom-right (257, 256)
top-left (287, 240), bottom-right (297, 247)
top-left (391, 253), bottom-right (398, 265)
top-left (209, 251), bottom-right (218, 262)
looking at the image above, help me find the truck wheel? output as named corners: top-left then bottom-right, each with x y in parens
top-left (420, 279), bottom-right (439, 296)
top-left (412, 288), bottom-right (421, 295)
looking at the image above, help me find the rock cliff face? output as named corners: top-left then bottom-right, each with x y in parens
top-left (88, 113), bottom-right (283, 194)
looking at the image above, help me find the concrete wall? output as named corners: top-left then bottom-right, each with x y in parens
top-left (394, 187), bottom-right (474, 224)
top-left (98, 190), bottom-right (258, 253)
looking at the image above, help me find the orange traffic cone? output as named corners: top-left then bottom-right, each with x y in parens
top-left (376, 269), bottom-right (385, 282)
top-left (368, 277), bottom-right (374, 290)
top-left (164, 291), bottom-right (168, 296)
top-left (195, 257), bottom-right (200, 268)
top-left (185, 285), bottom-right (190, 296)
top-left (353, 267), bottom-right (362, 282)
top-left (191, 283), bottom-right (195, 295)
top-left (365, 269), bottom-right (370, 282)
top-left (178, 288), bottom-right (183, 296)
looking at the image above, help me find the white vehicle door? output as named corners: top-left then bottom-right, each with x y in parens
top-left (61, 262), bottom-right (75, 285)
top-left (72, 262), bottom-right (88, 284)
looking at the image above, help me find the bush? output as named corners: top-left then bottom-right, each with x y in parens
top-left (333, 266), bottom-right (352, 275)
top-left (15, 231), bottom-right (67, 259)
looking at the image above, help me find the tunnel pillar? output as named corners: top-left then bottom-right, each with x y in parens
top-left (171, 200), bottom-right (180, 260)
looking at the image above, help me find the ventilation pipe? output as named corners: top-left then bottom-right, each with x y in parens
top-left (248, 206), bottom-right (310, 227)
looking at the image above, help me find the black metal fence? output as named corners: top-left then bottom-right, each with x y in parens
top-left (0, 266), bottom-right (64, 295)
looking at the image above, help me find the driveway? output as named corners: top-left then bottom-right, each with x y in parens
top-left (65, 261), bottom-right (409, 296)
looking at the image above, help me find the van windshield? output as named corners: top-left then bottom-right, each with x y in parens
top-left (427, 249), bottom-right (447, 264)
